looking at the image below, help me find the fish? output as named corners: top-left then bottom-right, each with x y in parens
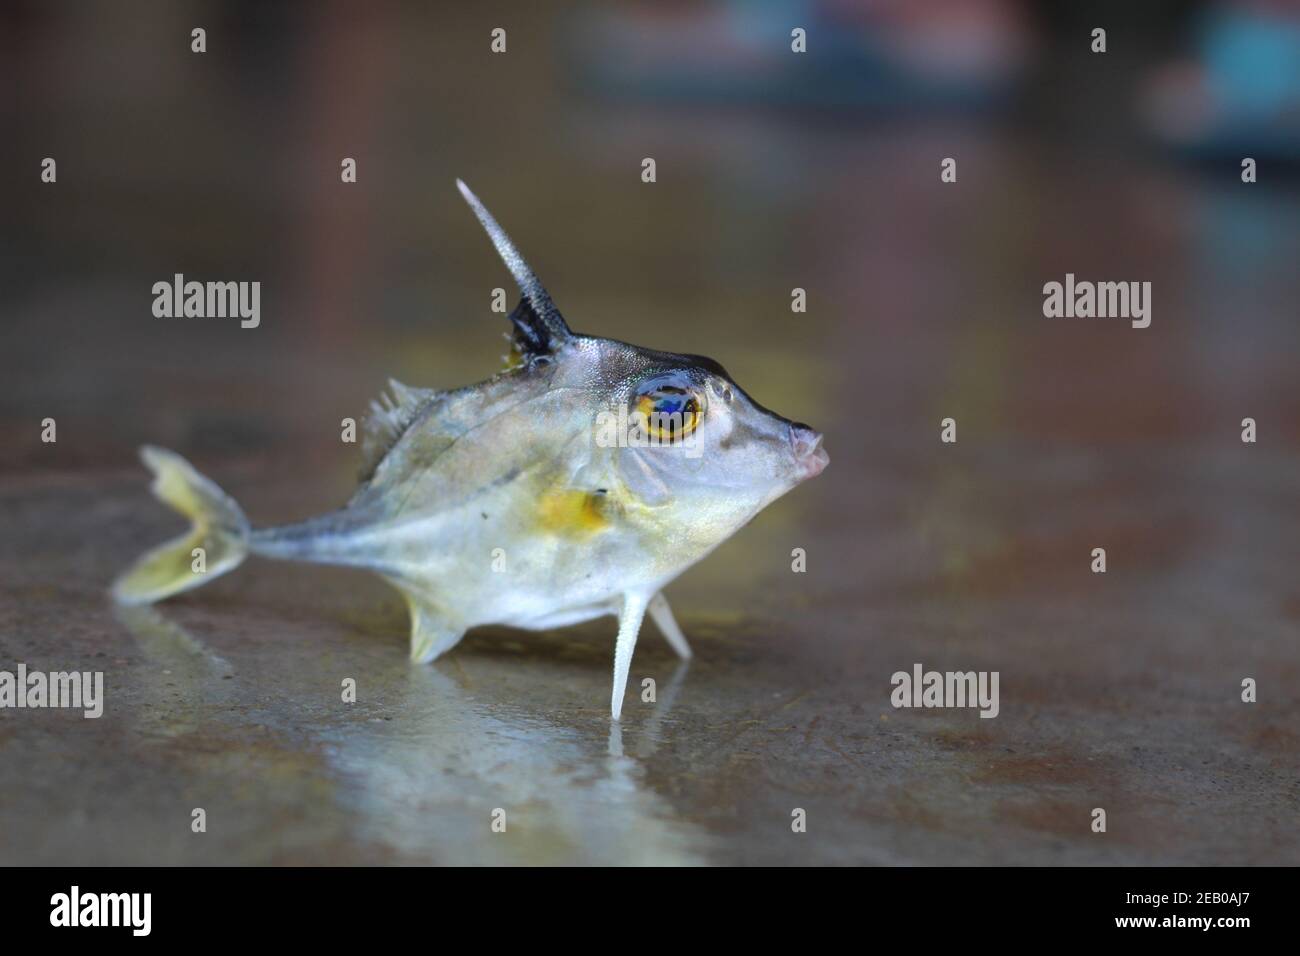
top-left (112, 179), bottom-right (829, 719)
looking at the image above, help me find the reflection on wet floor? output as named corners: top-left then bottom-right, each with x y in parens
top-left (110, 603), bottom-right (708, 865)
top-left (317, 660), bottom-right (708, 866)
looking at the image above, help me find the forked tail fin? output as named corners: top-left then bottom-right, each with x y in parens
top-left (112, 446), bottom-right (250, 606)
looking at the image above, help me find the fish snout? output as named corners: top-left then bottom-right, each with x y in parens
top-left (788, 422), bottom-right (828, 479)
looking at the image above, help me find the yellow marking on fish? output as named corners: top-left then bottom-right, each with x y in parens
top-left (535, 489), bottom-right (611, 538)
top-left (502, 342), bottom-right (525, 371)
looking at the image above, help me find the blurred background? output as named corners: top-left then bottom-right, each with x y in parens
top-left (1, 1), bottom-right (1297, 865)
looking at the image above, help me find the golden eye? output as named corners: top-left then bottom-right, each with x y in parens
top-left (634, 386), bottom-right (702, 443)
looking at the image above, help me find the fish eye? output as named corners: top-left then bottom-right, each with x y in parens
top-left (633, 383), bottom-right (703, 443)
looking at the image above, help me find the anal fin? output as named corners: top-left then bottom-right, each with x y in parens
top-left (404, 594), bottom-right (465, 664)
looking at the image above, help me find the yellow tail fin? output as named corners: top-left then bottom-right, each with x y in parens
top-left (112, 446), bottom-right (250, 606)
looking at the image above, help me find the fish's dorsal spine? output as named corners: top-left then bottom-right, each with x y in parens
top-left (456, 178), bottom-right (573, 356)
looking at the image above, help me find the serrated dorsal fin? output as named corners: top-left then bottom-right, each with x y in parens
top-left (359, 378), bottom-right (438, 482)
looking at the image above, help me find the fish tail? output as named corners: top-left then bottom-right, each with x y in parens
top-left (111, 446), bottom-right (250, 605)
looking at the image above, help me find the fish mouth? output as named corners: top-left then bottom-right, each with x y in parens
top-left (789, 422), bottom-right (829, 479)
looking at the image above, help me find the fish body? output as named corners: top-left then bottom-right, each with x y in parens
top-left (114, 181), bottom-right (828, 718)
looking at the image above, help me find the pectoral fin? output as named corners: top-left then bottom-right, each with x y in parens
top-left (619, 448), bottom-right (674, 507)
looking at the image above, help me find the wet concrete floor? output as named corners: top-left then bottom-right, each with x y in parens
top-left (2, 310), bottom-right (1297, 864)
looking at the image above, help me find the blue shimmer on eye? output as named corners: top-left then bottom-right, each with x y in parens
top-left (655, 396), bottom-right (685, 414)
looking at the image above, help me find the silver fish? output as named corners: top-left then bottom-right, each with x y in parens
top-left (113, 180), bottom-right (829, 718)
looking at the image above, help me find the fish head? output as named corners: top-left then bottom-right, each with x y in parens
top-left (558, 336), bottom-right (828, 537)
top-left (458, 178), bottom-right (827, 563)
